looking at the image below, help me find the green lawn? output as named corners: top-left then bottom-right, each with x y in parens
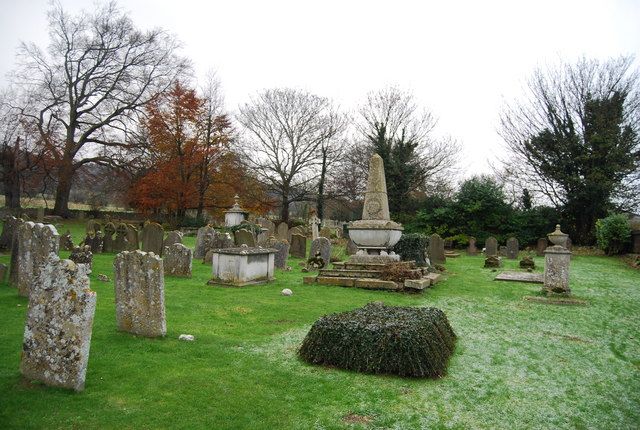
top-left (0, 221), bottom-right (639, 429)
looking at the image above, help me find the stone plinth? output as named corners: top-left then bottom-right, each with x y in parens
top-left (20, 257), bottom-right (96, 391)
top-left (114, 251), bottom-right (166, 337)
top-left (543, 245), bottom-right (571, 295)
top-left (164, 243), bottom-right (192, 277)
top-left (209, 247), bottom-right (276, 286)
top-left (14, 222), bottom-right (60, 297)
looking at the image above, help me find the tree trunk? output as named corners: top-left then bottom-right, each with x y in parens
top-left (280, 190), bottom-right (290, 223)
top-left (316, 149), bottom-right (327, 221)
top-left (53, 161), bottom-right (75, 217)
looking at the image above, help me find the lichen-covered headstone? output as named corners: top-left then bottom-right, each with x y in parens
top-left (8, 218), bottom-right (25, 286)
top-left (428, 234), bottom-right (446, 265)
top-left (271, 239), bottom-right (290, 269)
top-left (114, 250), bottom-right (166, 337)
top-left (506, 237), bottom-right (519, 259)
top-left (290, 234), bottom-right (306, 259)
top-left (536, 238), bottom-right (548, 256)
top-left (164, 243), bottom-right (192, 277)
top-left (0, 216), bottom-right (22, 251)
top-left (467, 236), bottom-right (478, 256)
top-left (69, 245), bottom-right (93, 269)
top-left (141, 222), bottom-right (164, 255)
top-left (164, 231), bottom-right (183, 247)
top-left (234, 228), bottom-right (256, 247)
top-left (14, 222), bottom-right (60, 297)
top-left (485, 237), bottom-right (498, 257)
top-left (86, 219), bottom-right (101, 234)
top-left (59, 230), bottom-right (74, 251)
top-left (194, 226), bottom-right (215, 259)
top-left (276, 222), bottom-right (289, 241)
top-left (20, 257), bottom-right (96, 392)
top-left (310, 237), bottom-right (331, 267)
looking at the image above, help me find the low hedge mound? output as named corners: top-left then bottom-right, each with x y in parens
top-left (299, 303), bottom-right (456, 378)
top-left (391, 233), bottom-right (429, 266)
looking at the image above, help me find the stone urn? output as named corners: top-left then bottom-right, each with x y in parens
top-left (547, 224), bottom-right (568, 248)
top-left (348, 219), bottom-right (403, 252)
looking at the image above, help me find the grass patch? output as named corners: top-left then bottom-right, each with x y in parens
top-left (0, 220), bottom-right (639, 428)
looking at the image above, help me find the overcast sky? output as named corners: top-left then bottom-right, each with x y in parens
top-left (1, 0), bottom-right (639, 177)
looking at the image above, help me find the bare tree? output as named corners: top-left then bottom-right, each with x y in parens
top-left (12, 1), bottom-right (189, 216)
top-left (498, 56), bottom-right (640, 243)
top-left (237, 88), bottom-right (345, 222)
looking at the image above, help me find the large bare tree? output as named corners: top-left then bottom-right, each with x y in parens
top-left (237, 88), bottom-right (345, 222)
top-left (12, 1), bottom-right (189, 216)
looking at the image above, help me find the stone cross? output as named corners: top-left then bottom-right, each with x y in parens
top-left (114, 250), bottom-right (166, 337)
top-left (309, 215), bottom-right (321, 240)
top-left (20, 257), bottom-right (96, 391)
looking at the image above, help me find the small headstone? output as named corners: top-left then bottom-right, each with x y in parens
top-left (484, 256), bottom-right (502, 268)
top-left (467, 236), bottom-right (478, 256)
top-left (288, 226), bottom-right (304, 242)
top-left (14, 222), bottom-right (60, 297)
top-left (126, 224), bottom-right (139, 251)
top-left (163, 243), bottom-right (192, 277)
top-left (536, 238), bottom-right (548, 256)
top-left (519, 256), bottom-right (535, 269)
top-left (310, 237), bottom-right (331, 267)
top-left (276, 222), bottom-right (289, 241)
top-left (59, 230), bottom-right (74, 251)
top-left (281, 288), bottom-right (293, 296)
top-left (0, 216), bottom-right (22, 251)
top-left (346, 239), bottom-right (359, 255)
top-left (102, 222), bottom-right (116, 252)
top-left (141, 221), bottom-right (164, 255)
top-left (164, 230), bottom-right (183, 248)
top-left (257, 217), bottom-right (276, 237)
top-left (194, 226), bottom-right (215, 259)
top-left (506, 237), bottom-right (519, 259)
top-left (428, 234), bottom-right (446, 265)
top-left (498, 245), bottom-right (507, 257)
top-left (271, 239), bottom-right (290, 269)
top-left (485, 237), bottom-right (498, 257)
top-left (114, 250), bottom-right (166, 337)
top-left (290, 234), bottom-right (307, 259)
top-left (20, 257), bottom-right (96, 391)
top-left (234, 228), bottom-right (256, 247)
top-left (203, 249), bottom-right (215, 265)
top-left (69, 245), bottom-right (93, 269)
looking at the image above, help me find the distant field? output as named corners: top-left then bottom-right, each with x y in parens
top-left (1, 197), bottom-right (130, 212)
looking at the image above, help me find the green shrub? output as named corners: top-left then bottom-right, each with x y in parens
top-left (299, 303), bottom-right (456, 378)
top-left (391, 233), bottom-right (429, 266)
top-left (596, 214), bottom-right (631, 255)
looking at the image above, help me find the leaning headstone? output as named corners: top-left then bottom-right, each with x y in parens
top-left (164, 230), bottom-right (183, 247)
top-left (163, 243), bottom-right (192, 277)
top-left (113, 250), bottom-right (166, 337)
top-left (194, 226), bottom-right (215, 259)
top-left (290, 234), bottom-right (307, 259)
top-left (14, 222), bottom-right (60, 297)
top-left (310, 237), bottom-right (331, 267)
top-left (59, 230), bottom-right (74, 251)
top-left (428, 233), bottom-right (446, 264)
top-left (485, 237), bottom-right (498, 257)
top-left (113, 223), bottom-right (129, 252)
top-left (126, 224), bottom-right (139, 250)
top-left (467, 236), bottom-right (478, 256)
top-left (141, 222), bottom-right (164, 255)
top-left (234, 228), bottom-right (256, 247)
top-left (506, 237), bottom-right (519, 259)
top-left (69, 245), bottom-right (93, 269)
top-left (536, 238), bottom-right (548, 256)
top-left (20, 256), bottom-right (96, 392)
top-left (0, 216), bottom-right (22, 251)
top-left (271, 239), bottom-right (290, 269)
top-left (276, 222), bottom-right (289, 241)
top-left (346, 239), bottom-right (359, 256)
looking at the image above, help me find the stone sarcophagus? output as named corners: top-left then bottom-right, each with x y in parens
top-left (209, 247), bottom-right (276, 287)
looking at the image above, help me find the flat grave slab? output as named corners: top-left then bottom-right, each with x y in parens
top-left (494, 271), bottom-right (543, 284)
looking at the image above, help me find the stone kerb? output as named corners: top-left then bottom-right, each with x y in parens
top-left (20, 257), bottom-right (96, 391)
top-left (113, 250), bottom-right (166, 337)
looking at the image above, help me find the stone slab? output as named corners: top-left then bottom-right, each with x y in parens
top-left (303, 276), bottom-right (317, 284)
top-left (424, 273), bottom-right (442, 284)
top-left (403, 278), bottom-right (431, 290)
top-left (354, 278), bottom-right (401, 291)
top-left (494, 271), bottom-right (544, 284)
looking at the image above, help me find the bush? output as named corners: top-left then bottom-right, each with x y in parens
top-left (391, 233), bottom-right (429, 266)
top-left (299, 303), bottom-right (456, 378)
top-left (596, 214), bottom-right (631, 255)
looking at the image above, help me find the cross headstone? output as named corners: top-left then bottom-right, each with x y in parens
top-left (114, 250), bottom-right (166, 337)
top-left (428, 233), bottom-right (446, 264)
top-left (103, 222), bottom-right (116, 252)
top-left (113, 223), bottom-right (129, 252)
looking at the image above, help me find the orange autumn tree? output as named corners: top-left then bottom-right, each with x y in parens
top-left (130, 82), bottom-right (203, 222)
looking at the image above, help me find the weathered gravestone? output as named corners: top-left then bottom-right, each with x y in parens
top-left (257, 217), bottom-right (276, 238)
top-left (8, 218), bottom-right (25, 286)
top-left (82, 231), bottom-right (103, 253)
top-left (234, 228), bottom-right (256, 247)
top-left (113, 250), bottom-right (166, 337)
top-left (20, 256), bottom-right (96, 391)
top-left (164, 231), bottom-right (183, 248)
top-left (467, 236), bottom-right (478, 256)
top-left (202, 231), bottom-right (235, 265)
top-left (428, 233), bottom-right (446, 265)
top-left (506, 237), bottom-right (519, 259)
top-left (141, 222), bottom-right (164, 255)
top-left (102, 223), bottom-right (115, 252)
top-left (69, 245), bottom-right (93, 269)
top-left (164, 243), bottom-right (192, 277)
top-left (59, 230), bottom-right (74, 251)
top-left (276, 222), bottom-right (289, 241)
top-left (270, 239), bottom-right (290, 269)
top-left (536, 238), bottom-right (548, 256)
top-left (0, 216), bottom-right (22, 251)
top-left (288, 226), bottom-right (304, 242)
top-left (485, 237), bottom-right (498, 257)
top-left (194, 226), bottom-right (215, 259)
top-left (290, 233), bottom-right (307, 259)
top-left (86, 219), bottom-right (101, 234)
top-left (346, 239), bottom-right (359, 256)
top-left (126, 224), bottom-right (139, 250)
top-left (113, 223), bottom-right (129, 252)
top-left (310, 237), bottom-right (331, 267)
top-left (14, 222), bottom-right (60, 297)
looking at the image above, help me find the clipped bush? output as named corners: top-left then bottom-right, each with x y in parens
top-left (596, 214), bottom-right (631, 255)
top-left (299, 303), bottom-right (456, 378)
top-left (380, 262), bottom-right (421, 283)
top-left (391, 233), bottom-right (429, 266)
